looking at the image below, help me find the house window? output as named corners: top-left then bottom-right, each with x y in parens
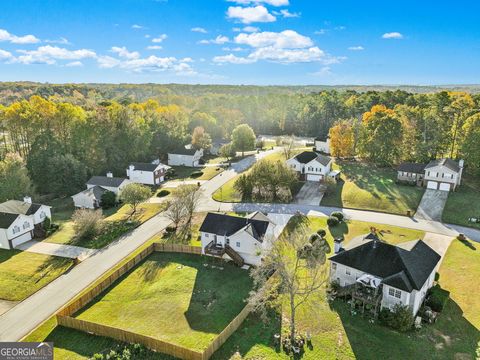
top-left (23, 221), bottom-right (30, 230)
top-left (40, 211), bottom-right (46, 219)
top-left (331, 263), bottom-right (337, 270)
top-left (205, 233), bottom-right (209, 238)
top-left (345, 268), bottom-right (351, 275)
top-left (388, 288), bottom-right (395, 297)
top-left (13, 225), bottom-right (20, 234)
top-left (395, 289), bottom-right (401, 298)
top-left (427, 171), bottom-right (430, 176)
top-left (389, 288), bottom-right (401, 299)
top-left (226, 238), bottom-right (230, 246)
top-left (236, 242), bottom-right (240, 248)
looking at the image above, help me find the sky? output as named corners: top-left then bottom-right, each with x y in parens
top-left (0, 0), bottom-right (479, 85)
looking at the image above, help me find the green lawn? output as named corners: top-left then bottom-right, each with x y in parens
top-left (45, 203), bottom-right (165, 248)
top-left (169, 165), bottom-right (223, 181)
top-left (212, 218), bottom-right (479, 360)
top-left (74, 252), bottom-right (253, 352)
top-left (442, 182), bottom-right (480, 229)
top-left (321, 161), bottom-right (424, 215)
top-left (212, 151), bottom-right (291, 202)
top-left (0, 249), bottom-right (73, 301)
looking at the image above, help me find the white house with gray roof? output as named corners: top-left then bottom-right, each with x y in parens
top-left (168, 148), bottom-right (203, 167)
top-left (0, 197), bottom-right (51, 226)
top-left (397, 158), bottom-right (464, 191)
top-left (86, 172), bottom-right (131, 195)
top-left (0, 212), bottom-right (34, 249)
top-left (126, 160), bottom-right (170, 185)
top-left (329, 234), bottom-right (441, 315)
top-left (286, 151), bottom-right (333, 182)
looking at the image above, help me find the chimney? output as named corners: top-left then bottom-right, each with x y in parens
top-left (459, 159), bottom-right (464, 168)
top-left (334, 237), bottom-right (344, 254)
top-left (106, 171), bottom-right (113, 178)
top-left (23, 196), bottom-right (32, 204)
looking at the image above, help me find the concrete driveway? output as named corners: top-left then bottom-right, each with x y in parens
top-left (294, 182), bottom-right (324, 205)
top-left (414, 189), bottom-right (449, 221)
top-left (15, 241), bottom-right (96, 261)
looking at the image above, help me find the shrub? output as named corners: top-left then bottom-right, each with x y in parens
top-left (317, 229), bottom-right (327, 238)
top-left (327, 216), bottom-right (339, 227)
top-left (101, 190), bottom-right (117, 209)
top-left (43, 216), bottom-right (51, 230)
top-left (157, 189), bottom-right (170, 197)
top-left (165, 168), bottom-right (176, 179)
top-left (165, 226), bottom-right (176, 233)
top-left (190, 170), bottom-right (203, 178)
top-left (379, 304), bottom-right (414, 332)
top-left (426, 285), bottom-right (450, 312)
top-left (72, 209), bottom-right (105, 240)
top-left (331, 211), bottom-right (344, 221)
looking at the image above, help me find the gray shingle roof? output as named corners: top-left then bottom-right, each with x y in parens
top-left (169, 148), bottom-right (198, 156)
top-left (425, 158), bottom-right (460, 173)
top-left (130, 162), bottom-right (159, 172)
top-left (397, 162), bottom-right (427, 174)
top-left (0, 200), bottom-right (45, 216)
top-left (87, 176), bottom-right (128, 188)
top-left (199, 212), bottom-right (269, 242)
top-left (329, 239), bottom-right (440, 292)
top-left (0, 212), bottom-right (19, 229)
top-left (294, 151), bottom-right (331, 166)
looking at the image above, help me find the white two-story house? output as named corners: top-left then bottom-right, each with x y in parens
top-left (286, 151), bottom-right (332, 182)
top-left (314, 135), bottom-right (331, 154)
top-left (199, 212), bottom-right (277, 266)
top-left (168, 148), bottom-right (203, 167)
top-left (329, 235), bottom-right (441, 316)
top-left (397, 158), bottom-right (463, 192)
top-left (0, 197), bottom-right (51, 227)
top-left (0, 212), bottom-right (35, 249)
top-left (126, 161), bottom-right (170, 185)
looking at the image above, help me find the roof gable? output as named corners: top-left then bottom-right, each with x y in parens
top-left (199, 212), bottom-right (269, 242)
top-left (130, 162), bottom-right (160, 172)
top-left (0, 212), bottom-right (20, 229)
top-left (425, 158), bottom-right (460, 173)
top-left (294, 151), bottom-right (319, 164)
top-left (0, 200), bottom-right (45, 216)
top-left (307, 153), bottom-right (331, 167)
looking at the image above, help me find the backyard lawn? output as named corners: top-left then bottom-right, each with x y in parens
top-left (0, 249), bottom-right (73, 301)
top-left (442, 180), bottom-right (480, 229)
top-left (212, 218), bottom-right (479, 360)
top-left (169, 165), bottom-right (223, 181)
top-left (74, 252), bottom-right (253, 352)
top-left (321, 161), bottom-right (424, 215)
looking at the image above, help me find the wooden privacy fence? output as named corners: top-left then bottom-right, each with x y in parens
top-left (56, 243), bottom-right (253, 360)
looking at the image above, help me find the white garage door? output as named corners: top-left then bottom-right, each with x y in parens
top-left (11, 232), bottom-right (32, 248)
top-left (427, 181), bottom-right (438, 190)
top-left (439, 183), bottom-right (451, 192)
top-left (306, 174), bottom-right (323, 182)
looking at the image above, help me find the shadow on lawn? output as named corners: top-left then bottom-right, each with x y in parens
top-left (332, 298), bottom-right (480, 360)
top-left (0, 249), bottom-right (19, 264)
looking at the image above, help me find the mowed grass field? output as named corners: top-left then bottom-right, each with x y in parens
top-left (212, 218), bottom-right (479, 360)
top-left (0, 249), bottom-right (73, 301)
top-left (321, 161), bottom-right (424, 215)
top-left (74, 252), bottom-right (253, 352)
top-left (443, 178), bottom-right (480, 229)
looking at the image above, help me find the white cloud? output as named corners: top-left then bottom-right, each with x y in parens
top-left (0, 29), bottom-right (40, 44)
top-left (222, 46), bottom-right (245, 52)
top-left (348, 46), bottom-right (364, 51)
top-left (65, 61), bottom-right (83, 67)
top-left (152, 34), bottom-right (168, 43)
top-left (335, 26), bottom-right (346, 31)
top-left (228, 0), bottom-right (289, 6)
top-left (147, 45), bottom-right (163, 50)
top-left (45, 37), bottom-right (70, 45)
top-left (382, 32), bottom-right (403, 39)
top-left (97, 56), bottom-right (121, 68)
top-left (243, 26), bottom-right (259, 33)
top-left (198, 35), bottom-right (229, 45)
top-left (234, 30), bottom-right (312, 49)
top-left (273, 9), bottom-right (300, 18)
top-left (132, 24), bottom-right (144, 29)
top-left (314, 29), bottom-right (328, 35)
top-left (0, 49), bottom-right (13, 60)
top-left (191, 27), bottom-right (207, 33)
top-left (213, 53), bottom-right (255, 64)
top-left (311, 66), bottom-right (332, 76)
top-left (227, 6), bottom-right (276, 24)
top-left (16, 45), bottom-right (96, 65)
top-left (111, 46), bottom-right (140, 59)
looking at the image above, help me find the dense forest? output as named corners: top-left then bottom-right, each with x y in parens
top-left (0, 82), bottom-right (479, 201)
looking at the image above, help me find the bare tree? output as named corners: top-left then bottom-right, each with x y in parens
top-left (249, 213), bottom-right (330, 342)
top-left (164, 195), bottom-right (185, 232)
top-left (282, 135), bottom-right (295, 160)
top-left (177, 184), bottom-right (202, 232)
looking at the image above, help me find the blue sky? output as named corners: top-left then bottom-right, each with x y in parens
top-left (0, 0), bottom-right (479, 85)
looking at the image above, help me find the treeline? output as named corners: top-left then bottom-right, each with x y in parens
top-left (0, 87), bottom-right (479, 200)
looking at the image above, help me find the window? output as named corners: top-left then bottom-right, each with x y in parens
top-left (388, 288), bottom-right (395, 297)
top-left (205, 233), bottom-right (209, 238)
top-left (23, 221), bottom-right (30, 230)
top-left (236, 242), bottom-right (240, 248)
top-left (226, 238), bottom-right (230, 246)
top-left (345, 268), bottom-right (351, 275)
top-left (13, 225), bottom-right (20, 234)
top-left (395, 289), bottom-right (401, 298)
top-left (331, 263), bottom-right (337, 270)
top-left (389, 288), bottom-right (401, 299)
top-left (40, 211), bottom-right (46, 219)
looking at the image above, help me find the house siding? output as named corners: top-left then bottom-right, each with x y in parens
top-left (0, 214), bottom-right (34, 249)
